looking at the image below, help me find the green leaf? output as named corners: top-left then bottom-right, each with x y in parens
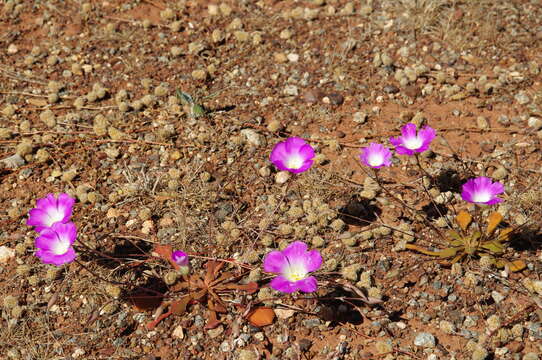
top-left (481, 241), bottom-right (504, 254)
top-left (405, 244), bottom-right (459, 258)
top-left (176, 90), bottom-right (194, 104)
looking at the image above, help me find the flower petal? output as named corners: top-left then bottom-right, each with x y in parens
top-left (281, 241), bottom-right (309, 263)
top-left (295, 276), bottom-right (318, 293)
top-left (303, 250), bottom-right (323, 273)
top-left (400, 123), bottom-right (418, 139)
top-left (263, 250), bottom-right (289, 273)
top-left (36, 247), bottom-right (76, 266)
top-left (269, 275), bottom-right (300, 293)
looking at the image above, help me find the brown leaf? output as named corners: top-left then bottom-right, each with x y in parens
top-left (146, 310), bottom-right (172, 330)
top-left (204, 310), bottom-right (222, 329)
top-left (221, 282), bottom-right (259, 294)
top-left (171, 297), bottom-right (191, 315)
top-left (248, 307), bottom-right (275, 327)
top-left (497, 227), bottom-right (514, 242)
top-left (152, 243), bottom-right (179, 270)
top-left (456, 210), bottom-right (472, 231)
top-left (487, 212), bottom-right (503, 235)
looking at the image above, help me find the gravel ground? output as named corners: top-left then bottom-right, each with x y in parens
top-left (1, 0), bottom-right (542, 359)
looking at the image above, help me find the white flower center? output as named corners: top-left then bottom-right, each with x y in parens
top-left (403, 136), bottom-right (423, 150)
top-left (283, 262), bottom-right (307, 282)
top-left (46, 207), bottom-right (65, 227)
top-left (285, 154), bottom-right (304, 169)
top-left (51, 236), bottom-right (70, 255)
top-left (472, 191), bottom-right (491, 203)
top-left (368, 153), bottom-right (383, 166)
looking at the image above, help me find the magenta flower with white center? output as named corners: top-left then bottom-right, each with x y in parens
top-left (35, 222), bottom-right (77, 266)
top-left (360, 143), bottom-right (392, 169)
top-left (263, 241), bottom-right (322, 293)
top-left (389, 123), bottom-right (436, 156)
top-left (27, 193), bottom-right (76, 232)
top-left (172, 250), bottom-right (190, 275)
top-left (269, 137), bottom-right (315, 174)
top-left (172, 250), bottom-right (189, 267)
top-left (461, 176), bottom-right (504, 205)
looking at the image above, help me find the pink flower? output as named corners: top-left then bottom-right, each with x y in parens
top-left (171, 250), bottom-right (189, 267)
top-left (263, 241), bottom-right (322, 293)
top-left (172, 250), bottom-right (190, 275)
top-left (461, 176), bottom-right (504, 205)
top-left (27, 193), bottom-right (75, 232)
top-left (269, 137), bottom-right (315, 173)
top-left (360, 143), bottom-right (392, 168)
top-left (35, 222), bottom-right (77, 266)
top-left (389, 123), bottom-right (436, 155)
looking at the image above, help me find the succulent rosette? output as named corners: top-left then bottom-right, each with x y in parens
top-left (389, 123), bottom-right (436, 156)
top-left (35, 222), bottom-right (77, 266)
top-left (461, 176), bottom-right (504, 205)
top-left (27, 193), bottom-right (76, 232)
top-left (269, 137), bottom-right (315, 174)
top-left (360, 143), bottom-right (393, 168)
top-left (263, 241), bottom-right (322, 293)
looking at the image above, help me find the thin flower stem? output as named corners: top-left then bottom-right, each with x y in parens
top-left (356, 161), bottom-right (448, 242)
top-left (74, 259), bottom-right (164, 297)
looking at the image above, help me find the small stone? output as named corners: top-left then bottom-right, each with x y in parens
top-left (61, 169), bottom-right (77, 182)
top-left (514, 91), bottom-right (530, 105)
top-left (267, 120), bottom-right (282, 132)
top-left (219, 3), bottom-right (232, 16)
top-left (172, 325), bottom-right (184, 339)
top-left (353, 111), bottom-right (368, 124)
top-left (383, 85), bottom-right (399, 94)
top-left (439, 320), bottom-right (456, 334)
top-left (330, 219), bottom-right (345, 232)
top-left (375, 340), bottom-right (393, 354)
top-left (286, 53), bottom-right (299, 63)
top-left (491, 290), bottom-right (505, 304)
top-left (341, 263), bottom-right (362, 281)
top-left (7, 43), bottom-right (18, 54)
top-left (284, 85), bottom-right (299, 96)
top-left (325, 93), bottom-right (344, 105)
top-left (207, 325), bottom-right (224, 339)
top-left (16, 140), bottom-right (33, 156)
top-left (522, 353), bottom-right (539, 360)
top-left (3, 295), bottom-right (18, 309)
top-left (234, 31), bottom-right (249, 42)
top-left (240, 129), bottom-right (264, 147)
top-left (527, 117), bottom-right (542, 130)
top-left (211, 29), bottom-right (224, 43)
top-left (170, 46), bottom-right (183, 57)
top-left (413, 332), bottom-right (436, 348)
top-left (1, 154), bottom-right (25, 169)
top-left (476, 116), bottom-right (489, 129)
top-left (237, 349), bottom-right (258, 360)
top-left (275, 171), bottom-right (290, 184)
top-left (303, 89), bottom-right (323, 103)
top-left (471, 346), bottom-right (489, 360)
top-left (105, 284), bottom-right (122, 299)
top-left (164, 271), bottom-right (178, 285)
top-left (274, 52), bottom-right (288, 63)
top-left (258, 166), bottom-right (270, 177)
top-left (486, 314), bottom-right (501, 332)
top-left (191, 69), bottom-right (208, 80)
top-left (492, 166), bottom-right (508, 180)
top-left (312, 236), bottom-right (325, 248)
top-left (279, 29), bottom-right (292, 40)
